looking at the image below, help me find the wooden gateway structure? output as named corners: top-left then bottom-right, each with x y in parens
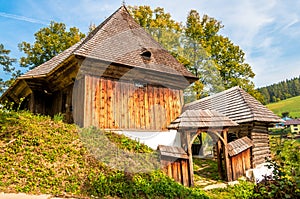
top-left (167, 109), bottom-right (238, 185)
top-left (184, 87), bottom-right (282, 168)
top-left (0, 6), bottom-right (197, 130)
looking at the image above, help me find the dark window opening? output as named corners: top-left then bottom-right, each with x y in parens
top-left (141, 50), bottom-right (151, 60)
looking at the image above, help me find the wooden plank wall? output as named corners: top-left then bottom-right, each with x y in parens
top-left (73, 77), bottom-right (85, 127)
top-left (161, 157), bottom-right (190, 186)
top-left (230, 148), bottom-right (251, 180)
top-left (250, 122), bottom-right (271, 167)
top-left (83, 75), bottom-right (183, 130)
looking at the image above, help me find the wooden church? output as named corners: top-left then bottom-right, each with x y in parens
top-left (1, 6), bottom-right (197, 131)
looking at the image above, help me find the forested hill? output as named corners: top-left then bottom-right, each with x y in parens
top-left (257, 76), bottom-right (300, 104)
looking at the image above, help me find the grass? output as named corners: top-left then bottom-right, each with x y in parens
top-left (193, 158), bottom-right (223, 188)
top-left (0, 109), bottom-right (208, 198)
top-left (266, 95), bottom-right (300, 118)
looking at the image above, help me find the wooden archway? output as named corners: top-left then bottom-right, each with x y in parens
top-left (180, 127), bottom-right (232, 186)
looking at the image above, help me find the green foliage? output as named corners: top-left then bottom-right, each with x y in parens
top-left (0, 44), bottom-right (19, 94)
top-left (0, 109), bottom-right (210, 198)
top-left (88, 170), bottom-right (208, 198)
top-left (207, 180), bottom-right (255, 199)
top-left (258, 75), bottom-right (300, 104)
top-left (129, 6), bottom-right (261, 101)
top-left (267, 95), bottom-right (300, 118)
top-left (53, 113), bottom-right (64, 122)
top-left (0, 109), bottom-right (106, 196)
top-left (19, 21), bottom-right (85, 70)
top-left (252, 160), bottom-right (300, 199)
top-left (270, 138), bottom-right (300, 183)
top-left (252, 137), bottom-right (300, 198)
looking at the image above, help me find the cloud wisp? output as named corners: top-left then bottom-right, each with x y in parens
top-left (0, 11), bottom-right (49, 25)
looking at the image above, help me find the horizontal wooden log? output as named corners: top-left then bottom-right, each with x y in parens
top-left (252, 149), bottom-right (270, 156)
top-left (253, 158), bottom-right (268, 166)
top-left (251, 135), bottom-right (269, 139)
top-left (251, 132), bottom-right (270, 136)
top-left (252, 153), bottom-right (271, 161)
top-left (253, 142), bottom-right (270, 147)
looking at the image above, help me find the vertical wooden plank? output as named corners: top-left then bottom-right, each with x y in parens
top-left (164, 88), bottom-right (170, 128)
top-left (177, 160), bottom-right (182, 184)
top-left (124, 82), bottom-right (130, 129)
top-left (84, 76), bottom-right (90, 127)
top-left (144, 85), bottom-right (150, 129)
top-left (174, 90), bottom-right (181, 119)
top-left (148, 86), bottom-right (154, 130)
top-left (111, 80), bottom-right (117, 129)
top-left (128, 82), bottom-right (134, 129)
top-left (159, 87), bottom-right (165, 129)
top-left (99, 78), bottom-right (105, 129)
top-left (181, 159), bottom-right (189, 186)
top-left (172, 161), bottom-right (178, 182)
top-left (231, 156), bottom-right (237, 180)
top-left (167, 163), bottom-right (172, 179)
top-left (154, 87), bottom-right (160, 130)
top-left (107, 79), bottom-right (113, 129)
top-left (169, 89), bottom-right (174, 122)
top-left (94, 78), bottom-right (100, 128)
top-left (140, 87), bottom-right (145, 129)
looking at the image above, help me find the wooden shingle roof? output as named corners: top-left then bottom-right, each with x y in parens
top-left (20, 41), bottom-right (82, 78)
top-left (158, 145), bottom-right (188, 159)
top-left (227, 136), bottom-right (253, 157)
top-left (168, 109), bottom-right (238, 129)
top-left (20, 6), bottom-right (196, 81)
top-left (184, 87), bottom-right (282, 124)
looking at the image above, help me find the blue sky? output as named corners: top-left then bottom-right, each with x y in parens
top-left (1, 0), bottom-right (300, 87)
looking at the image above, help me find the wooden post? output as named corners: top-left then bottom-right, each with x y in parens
top-left (223, 129), bottom-right (232, 181)
top-left (216, 139), bottom-right (224, 179)
top-left (186, 130), bottom-right (194, 187)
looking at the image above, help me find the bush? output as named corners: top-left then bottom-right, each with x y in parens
top-left (252, 160), bottom-right (300, 199)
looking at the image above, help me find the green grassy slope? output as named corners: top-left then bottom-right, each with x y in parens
top-left (0, 110), bottom-right (208, 198)
top-left (266, 95), bottom-right (300, 118)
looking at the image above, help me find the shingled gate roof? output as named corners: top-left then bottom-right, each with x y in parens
top-left (20, 6), bottom-right (196, 81)
top-left (184, 86), bottom-right (282, 124)
top-left (227, 136), bottom-right (253, 157)
top-left (168, 109), bottom-right (238, 129)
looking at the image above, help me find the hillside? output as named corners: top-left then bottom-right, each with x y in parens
top-left (0, 110), bottom-right (209, 198)
top-left (266, 95), bottom-right (300, 118)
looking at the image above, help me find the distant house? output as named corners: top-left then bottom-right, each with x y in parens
top-left (0, 6), bottom-right (197, 131)
top-left (285, 119), bottom-right (300, 134)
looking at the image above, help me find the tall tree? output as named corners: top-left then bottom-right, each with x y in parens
top-left (128, 6), bottom-right (182, 55)
top-left (19, 21), bottom-right (85, 69)
top-left (129, 6), bottom-right (262, 101)
top-left (0, 44), bottom-right (18, 93)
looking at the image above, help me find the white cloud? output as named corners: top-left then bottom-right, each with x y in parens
top-left (0, 11), bottom-right (49, 25)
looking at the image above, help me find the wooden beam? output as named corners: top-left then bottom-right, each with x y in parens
top-left (223, 129), bottom-right (232, 181)
top-left (216, 139), bottom-right (224, 180)
top-left (186, 131), bottom-right (194, 187)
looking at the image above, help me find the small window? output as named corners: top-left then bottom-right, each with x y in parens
top-left (294, 128), bottom-right (298, 131)
top-left (140, 50), bottom-right (151, 60)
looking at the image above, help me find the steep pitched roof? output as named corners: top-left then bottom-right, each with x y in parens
top-left (168, 109), bottom-right (238, 129)
top-left (20, 6), bottom-right (196, 80)
top-left (184, 86), bottom-right (282, 124)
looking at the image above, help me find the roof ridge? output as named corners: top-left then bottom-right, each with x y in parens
top-left (73, 6), bottom-right (126, 53)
